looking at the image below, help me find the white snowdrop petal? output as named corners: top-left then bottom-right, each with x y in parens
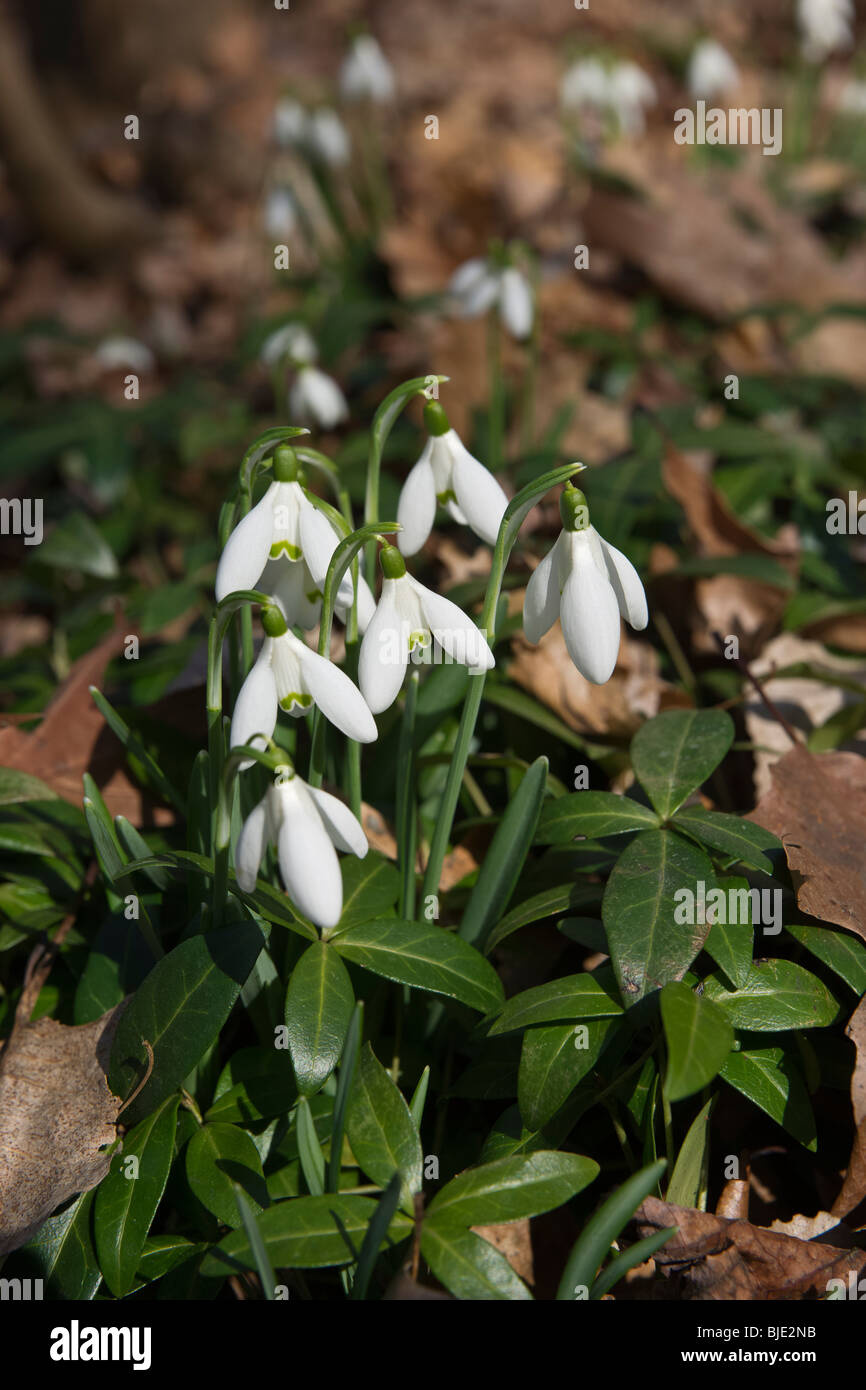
top-left (396, 445), bottom-right (437, 556)
top-left (414, 579), bottom-right (495, 672)
top-left (450, 439), bottom-right (508, 546)
top-left (522, 537), bottom-right (562, 644)
top-left (499, 267), bottom-right (533, 340)
top-left (359, 580), bottom-right (410, 713)
top-left (307, 787), bottom-right (369, 858)
top-left (298, 498), bottom-right (341, 587)
top-left (560, 552), bottom-right (622, 685)
top-left (230, 654), bottom-right (279, 768)
top-left (215, 482), bottom-right (278, 602)
top-left (298, 644), bottom-right (378, 743)
top-left (448, 258), bottom-right (491, 297)
top-left (235, 798), bottom-right (268, 893)
top-left (262, 557), bottom-right (321, 629)
top-left (276, 788), bottom-right (343, 928)
top-left (598, 537), bottom-right (648, 631)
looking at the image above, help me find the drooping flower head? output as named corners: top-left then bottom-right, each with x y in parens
top-left (215, 446), bottom-right (375, 632)
top-left (523, 483), bottom-right (648, 684)
top-left (339, 34), bottom-right (396, 103)
top-left (797, 0), bottom-right (853, 61)
top-left (359, 544), bottom-right (495, 714)
top-left (230, 604), bottom-right (376, 770)
top-left (448, 253), bottom-right (534, 340)
top-left (396, 400), bottom-right (508, 556)
top-left (235, 761), bottom-right (368, 929)
top-left (687, 39), bottom-right (740, 99)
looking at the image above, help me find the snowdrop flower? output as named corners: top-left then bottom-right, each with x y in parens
top-left (95, 337), bottom-right (155, 372)
top-left (359, 545), bottom-right (494, 714)
top-left (289, 366), bottom-right (349, 430)
top-left (397, 400), bottom-right (508, 555)
top-left (264, 187), bottom-right (297, 238)
top-left (339, 35), bottom-right (396, 103)
top-left (235, 764), bottom-right (367, 929)
top-left (230, 605), bottom-right (376, 768)
top-left (215, 447), bottom-right (375, 632)
top-left (306, 109), bottom-right (351, 167)
top-left (261, 322), bottom-right (317, 368)
top-left (608, 62), bottom-right (657, 137)
top-left (273, 98), bottom-right (308, 148)
top-left (687, 40), bottom-right (740, 99)
top-left (797, 0), bottom-right (853, 61)
top-left (560, 58), bottom-right (610, 112)
top-left (449, 258), bottom-right (534, 340)
top-left (523, 484), bottom-right (648, 685)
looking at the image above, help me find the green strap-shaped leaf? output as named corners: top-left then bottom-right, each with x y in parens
top-left (94, 1095), bottom-right (179, 1297)
top-left (630, 709), bottom-right (734, 820)
top-left (602, 829), bottom-right (715, 1004)
top-left (346, 1044), bottom-right (422, 1207)
top-left (459, 757), bottom-right (549, 948)
top-left (661, 981), bottom-right (734, 1102)
top-left (284, 941), bottom-right (355, 1096)
top-left (555, 1158), bottom-right (667, 1300)
top-left (666, 1096), bottom-right (714, 1207)
top-left (332, 919), bottom-right (504, 1014)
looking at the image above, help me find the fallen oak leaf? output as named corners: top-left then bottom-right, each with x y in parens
top-left (0, 1003), bottom-right (126, 1256)
top-left (634, 1196), bottom-right (866, 1300)
top-left (832, 995), bottom-right (866, 1221)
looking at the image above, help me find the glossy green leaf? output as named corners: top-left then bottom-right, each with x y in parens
top-left (589, 1227), bottom-right (677, 1300)
top-left (332, 919), bottom-right (504, 1014)
top-left (94, 1095), bottom-right (179, 1297)
top-left (428, 1151), bottom-right (598, 1228)
top-left (631, 710), bottom-right (734, 820)
top-left (185, 1123), bottom-right (268, 1229)
top-left (335, 854), bottom-right (400, 932)
top-left (603, 830), bottom-right (714, 1004)
top-left (108, 920), bottom-right (265, 1125)
top-left (785, 923), bottom-right (866, 994)
top-left (349, 1172), bottom-right (402, 1300)
top-left (206, 1047), bottom-right (296, 1125)
top-left (665, 1097), bottom-right (714, 1207)
top-left (459, 757), bottom-right (548, 948)
top-left (7, 1190), bottom-right (101, 1300)
top-left (702, 875), bottom-right (754, 989)
top-left (419, 1220), bottom-right (533, 1300)
top-left (671, 807), bottom-right (780, 874)
top-left (720, 1046), bottom-right (817, 1150)
top-left (284, 941), bottom-right (354, 1095)
top-left (488, 972), bottom-right (622, 1036)
top-left (536, 792), bottom-right (659, 844)
top-left (661, 982), bottom-right (734, 1102)
top-left (485, 882), bottom-right (601, 954)
top-left (518, 1021), bottom-right (619, 1131)
top-left (200, 1195), bottom-right (412, 1276)
top-left (346, 1043), bottom-right (422, 1204)
top-left (703, 960), bottom-right (840, 1031)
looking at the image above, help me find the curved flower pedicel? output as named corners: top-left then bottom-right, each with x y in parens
top-left (396, 400), bottom-right (508, 555)
top-left (523, 483), bottom-right (648, 685)
top-left (235, 765), bottom-right (368, 929)
top-left (215, 447), bottom-right (374, 631)
top-left (230, 605), bottom-right (376, 769)
top-left (359, 544), bottom-right (495, 714)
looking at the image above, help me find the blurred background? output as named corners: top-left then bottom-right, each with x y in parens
top-left (1, 0), bottom-right (865, 824)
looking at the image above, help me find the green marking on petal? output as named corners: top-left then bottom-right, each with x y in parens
top-left (436, 489), bottom-right (458, 506)
top-left (270, 540), bottom-right (302, 560)
top-left (408, 630), bottom-right (431, 652)
top-left (279, 692), bottom-right (313, 712)
top-left (306, 588), bottom-right (323, 603)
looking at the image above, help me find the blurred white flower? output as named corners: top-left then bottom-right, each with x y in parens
top-left (608, 62), bottom-right (657, 137)
top-left (235, 769), bottom-right (367, 928)
top-left (264, 188), bottom-right (297, 238)
top-left (289, 366), bottom-right (349, 430)
top-left (273, 98), bottom-right (308, 148)
top-left (306, 109), bottom-right (351, 166)
top-left (397, 400), bottom-right (507, 555)
top-left (560, 58), bottom-right (609, 112)
top-left (523, 485), bottom-right (648, 684)
top-left (359, 545), bottom-right (495, 714)
top-left (95, 337), bottom-right (155, 372)
top-left (448, 258), bottom-right (534, 339)
top-left (797, 0), bottom-right (853, 61)
top-left (687, 39), bottom-right (740, 99)
top-left (339, 35), bottom-right (396, 102)
top-left (261, 322), bottom-right (317, 368)
top-left (839, 77), bottom-right (866, 112)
